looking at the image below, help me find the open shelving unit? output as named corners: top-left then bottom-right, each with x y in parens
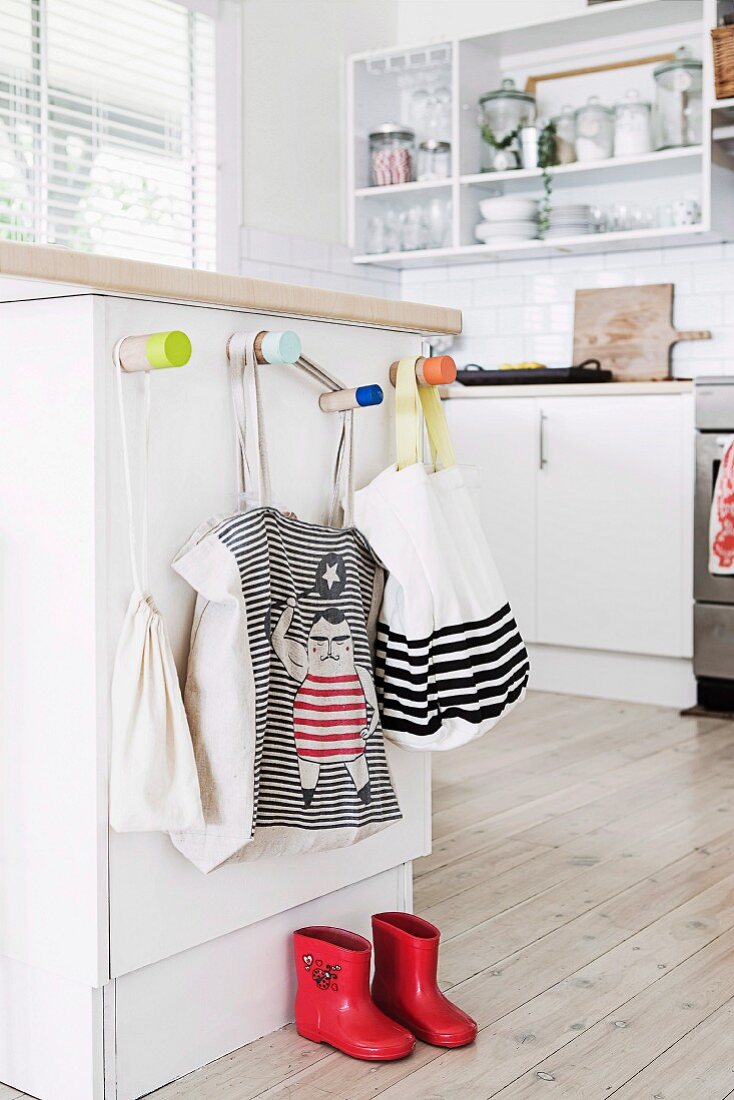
top-left (347, 0), bottom-right (734, 268)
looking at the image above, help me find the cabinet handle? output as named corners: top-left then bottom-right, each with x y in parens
top-left (539, 411), bottom-right (548, 470)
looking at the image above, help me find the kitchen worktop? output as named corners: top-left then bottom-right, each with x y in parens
top-left (0, 241), bottom-right (461, 336)
top-left (442, 381), bottom-right (694, 398)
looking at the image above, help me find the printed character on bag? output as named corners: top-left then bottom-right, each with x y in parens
top-left (270, 553), bottom-right (379, 807)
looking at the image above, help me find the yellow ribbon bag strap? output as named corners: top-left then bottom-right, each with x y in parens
top-left (395, 356), bottom-right (422, 471)
top-left (419, 382), bottom-right (457, 470)
top-left (395, 356), bottom-right (458, 471)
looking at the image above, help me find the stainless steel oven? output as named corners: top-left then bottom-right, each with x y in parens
top-left (694, 377), bottom-right (734, 709)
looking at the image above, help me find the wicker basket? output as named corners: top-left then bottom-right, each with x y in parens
top-left (712, 25), bottom-right (734, 100)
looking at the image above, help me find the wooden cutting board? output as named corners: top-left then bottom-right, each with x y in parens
top-left (572, 284), bottom-right (710, 381)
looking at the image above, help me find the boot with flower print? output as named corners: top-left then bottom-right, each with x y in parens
top-left (293, 926), bottom-right (415, 1061)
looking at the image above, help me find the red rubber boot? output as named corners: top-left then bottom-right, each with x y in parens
top-left (293, 926), bottom-right (415, 1061)
top-left (371, 912), bottom-right (478, 1047)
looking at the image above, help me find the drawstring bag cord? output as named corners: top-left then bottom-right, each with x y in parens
top-left (113, 340), bottom-right (150, 594)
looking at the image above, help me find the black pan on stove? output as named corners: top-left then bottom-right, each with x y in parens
top-left (456, 358), bottom-right (612, 386)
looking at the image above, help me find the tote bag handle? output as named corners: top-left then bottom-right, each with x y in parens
top-left (228, 331), bottom-right (272, 509)
top-left (395, 356), bottom-right (456, 472)
top-left (328, 408), bottom-right (354, 528)
top-left (229, 335), bottom-right (354, 527)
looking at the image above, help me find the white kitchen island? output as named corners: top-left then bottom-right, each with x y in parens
top-left (0, 242), bottom-right (461, 1100)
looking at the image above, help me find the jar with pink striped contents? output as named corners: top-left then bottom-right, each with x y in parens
top-left (369, 124), bottom-right (415, 186)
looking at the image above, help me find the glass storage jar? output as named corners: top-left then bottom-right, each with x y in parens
top-left (425, 196), bottom-right (451, 248)
top-left (574, 96), bottom-right (614, 161)
top-left (553, 104), bottom-right (577, 164)
top-left (369, 124), bottom-right (415, 186)
top-left (614, 90), bottom-right (652, 156)
top-left (417, 139), bottom-right (451, 181)
top-left (478, 78), bottom-right (536, 172)
top-left (653, 48), bottom-right (702, 149)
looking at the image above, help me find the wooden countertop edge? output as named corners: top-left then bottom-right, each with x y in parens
top-left (441, 380), bottom-right (694, 398)
top-left (0, 241), bottom-right (462, 336)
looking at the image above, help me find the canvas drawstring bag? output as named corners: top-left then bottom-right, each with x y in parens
top-left (109, 347), bottom-right (204, 832)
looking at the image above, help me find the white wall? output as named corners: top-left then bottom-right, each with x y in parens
top-left (241, 0), bottom-right (397, 243)
top-left (238, 0), bottom-right (587, 251)
top-left (394, 0), bottom-right (585, 46)
top-left (239, 224), bottom-right (401, 301)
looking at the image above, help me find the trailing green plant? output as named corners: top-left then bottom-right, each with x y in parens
top-left (480, 122), bottom-right (521, 151)
top-left (537, 119), bottom-right (558, 238)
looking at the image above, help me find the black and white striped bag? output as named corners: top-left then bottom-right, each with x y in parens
top-left (353, 357), bottom-right (529, 752)
top-left (169, 334), bottom-right (400, 872)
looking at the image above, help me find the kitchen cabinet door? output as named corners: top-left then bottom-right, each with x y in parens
top-left (444, 397), bottom-right (538, 640)
top-left (536, 395), bottom-right (693, 657)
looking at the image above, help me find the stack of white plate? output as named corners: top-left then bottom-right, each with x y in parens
top-left (475, 196), bottom-right (539, 244)
top-left (545, 204), bottom-right (597, 238)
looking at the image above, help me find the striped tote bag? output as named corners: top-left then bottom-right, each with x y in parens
top-left (353, 358), bottom-right (529, 751)
top-left (169, 334), bottom-right (400, 872)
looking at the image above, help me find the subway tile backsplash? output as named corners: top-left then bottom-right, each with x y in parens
top-left (402, 241), bottom-right (734, 378)
top-left (240, 228), bottom-right (733, 378)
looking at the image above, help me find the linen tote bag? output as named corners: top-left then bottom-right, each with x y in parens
top-left (169, 334), bottom-right (401, 873)
top-left (109, 351), bottom-right (204, 833)
top-left (353, 357), bottom-right (529, 752)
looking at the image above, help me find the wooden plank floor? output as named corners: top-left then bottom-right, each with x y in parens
top-left (8, 691), bottom-right (734, 1099)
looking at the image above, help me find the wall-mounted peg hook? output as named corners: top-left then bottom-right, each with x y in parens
top-left (388, 355), bottom-right (457, 387)
top-left (117, 330), bottom-right (192, 372)
top-left (319, 384), bottom-right (384, 413)
top-left (226, 330), bottom-right (302, 366)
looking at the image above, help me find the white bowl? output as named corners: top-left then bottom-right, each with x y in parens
top-left (475, 221), bottom-right (538, 243)
top-left (478, 218), bottom-right (538, 233)
top-left (478, 196), bottom-right (539, 222)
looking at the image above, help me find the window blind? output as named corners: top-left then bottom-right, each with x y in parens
top-left (0, 0), bottom-right (217, 269)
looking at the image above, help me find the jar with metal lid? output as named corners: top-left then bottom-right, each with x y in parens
top-left (417, 139), bottom-right (451, 181)
top-left (614, 90), bottom-right (652, 156)
top-left (574, 96), bottom-right (614, 161)
top-left (553, 104), bottom-right (577, 164)
top-left (369, 124), bottom-right (415, 186)
top-left (478, 78), bottom-right (536, 172)
top-left (653, 47), bottom-right (702, 149)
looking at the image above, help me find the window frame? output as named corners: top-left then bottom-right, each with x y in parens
top-left (211, 0), bottom-right (243, 274)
